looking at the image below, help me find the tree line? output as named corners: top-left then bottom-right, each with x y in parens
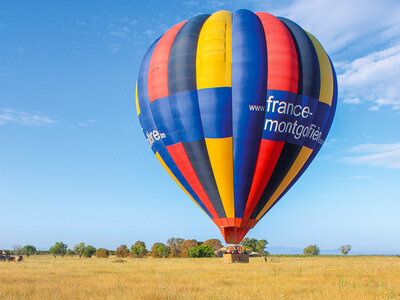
top-left (2, 239), bottom-right (225, 259)
top-left (2, 240), bottom-right (351, 258)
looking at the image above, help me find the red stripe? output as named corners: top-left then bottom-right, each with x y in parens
top-left (256, 12), bottom-right (298, 93)
top-left (240, 13), bottom-right (300, 224)
top-left (166, 143), bottom-right (219, 219)
top-left (148, 21), bottom-right (186, 103)
top-left (242, 140), bottom-right (284, 220)
top-left (214, 218), bottom-right (257, 228)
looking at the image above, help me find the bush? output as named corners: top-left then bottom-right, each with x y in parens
top-left (96, 248), bottom-right (110, 258)
top-left (82, 245), bottom-right (96, 258)
top-left (303, 245), bottom-right (320, 256)
top-left (115, 245), bottom-right (129, 258)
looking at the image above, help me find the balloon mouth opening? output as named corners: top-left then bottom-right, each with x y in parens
top-left (219, 227), bottom-right (251, 244)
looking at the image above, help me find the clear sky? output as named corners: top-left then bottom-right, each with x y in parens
top-left (1, 0), bottom-right (399, 254)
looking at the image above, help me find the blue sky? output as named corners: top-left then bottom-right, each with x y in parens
top-left (1, 0), bottom-right (400, 254)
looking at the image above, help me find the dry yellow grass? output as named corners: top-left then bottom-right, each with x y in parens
top-left (1, 255), bottom-right (400, 299)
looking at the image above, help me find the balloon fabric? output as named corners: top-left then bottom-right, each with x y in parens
top-left (136, 9), bottom-right (337, 244)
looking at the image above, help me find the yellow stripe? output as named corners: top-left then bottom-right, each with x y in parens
top-left (155, 152), bottom-right (207, 216)
top-left (196, 10), bottom-right (232, 89)
top-left (205, 138), bottom-right (234, 218)
top-left (256, 147), bottom-right (313, 219)
top-left (135, 82), bottom-right (141, 115)
top-left (196, 10), bottom-right (234, 218)
top-left (306, 32), bottom-right (334, 106)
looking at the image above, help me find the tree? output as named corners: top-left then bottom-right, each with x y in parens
top-left (188, 244), bottom-right (215, 258)
top-left (115, 245), bottom-right (129, 258)
top-left (203, 239), bottom-right (223, 251)
top-left (339, 245), bottom-right (351, 256)
top-left (22, 245), bottom-right (37, 257)
top-left (59, 242), bottom-right (68, 257)
top-left (83, 245), bottom-right (96, 258)
top-left (255, 239), bottom-right (268, 257)
top-left (188, 247), bottom-right (199, 258)
top-left (73, 242), bottom-right (86, 258)
top-left (66, 249), bottom-right (75, 256)
top-left (13, 244), bottom-right (23, 256)
top-left (131, 241), bottom-right (147, 258)
top-left (151, 243), bottom-right (170, 258)
top-left (181, 240), bottom-right (198, 258)
top-left (49, 242), bottom-right (68, 257)
top-left (198, 244), bottom-right (215, 257)
top-left (240, 238), bottom-right (257, 252)
top-left (96, 248), bottom-right (110, 258)
top-left (303, 245), bottom-right (320, 256)
top-left (167, 238), bottom-right (185, 257)
top-left (133, 241), bottom-right (147, 249)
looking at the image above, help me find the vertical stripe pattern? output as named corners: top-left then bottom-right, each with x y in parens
top-left (136, 10), bottom-right (338, 244)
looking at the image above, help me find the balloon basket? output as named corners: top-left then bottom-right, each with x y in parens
top-left (223, 253), bottom-right (249, 263)
top-left (222, 245), bottom-right (249, 263)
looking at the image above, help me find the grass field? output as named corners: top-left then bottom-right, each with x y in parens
top-left (1, 255), bottom-right (400, 299)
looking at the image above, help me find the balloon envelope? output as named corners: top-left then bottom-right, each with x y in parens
top-left (136, 9), bottom-right (337, 244)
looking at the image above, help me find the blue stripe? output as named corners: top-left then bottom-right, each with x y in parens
top-left (285, 95), bottom-right (319, 146)
top-left (303, 102), bottom-right (330, 149)
top-left (169, 90), bottom-right (205, 143)
top-left (279, 17), bottom-right (320, 99)
top-left (138, 38), bottom-right (161, 149)
top-left (198, 87), bottom-right (232, 139)
top-left (168, 14), bottom-right (210, 95)
top-left (150, 97), bottom-right (181, 146)
top-left (232, 9), bottom-right (267, 218)
top-left (137, 38), bottom-right (212, 218)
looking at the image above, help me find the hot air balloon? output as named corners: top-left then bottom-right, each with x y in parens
top-left (136, 9), bottom-right (337, 244)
